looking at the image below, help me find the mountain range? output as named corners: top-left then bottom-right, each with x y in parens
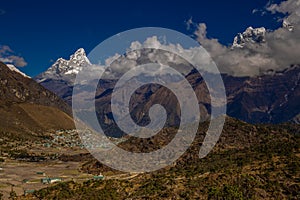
top-left (0, 25), bottom-right (298, 139)
top-left (0, 27), bottom-right (299, 200)
top-left (33, 27), bottom-right (300, 128)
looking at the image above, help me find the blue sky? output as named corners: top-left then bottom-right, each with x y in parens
top-left (0, 0), bottom-right (284, 76)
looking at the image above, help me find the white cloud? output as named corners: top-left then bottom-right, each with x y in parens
top-left (252, 9), bottom-right (259, 14)
top-left (266, 0), bottom-right (300, 27)
top-left (0, 45), bottom-right (27, 67)
top-left (191, 0), bottom-right (300, 77)
top-left (7, 55), bottom-right (27, 67)
top-left (185, 17), bottom-right (193, 30)
top-left (0, 58), bottom-right (11, 63)
top-left (252, 8), bottom-right (267, 16)
top-left (99, 0), bottom-right (300, 78)
top-left (0, 45), bottom-right (12, 54)
top-left (101, 35), bottom-right (218, 79)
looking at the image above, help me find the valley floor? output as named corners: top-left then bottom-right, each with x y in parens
top-left (0, 118), bottom-right (299, 199)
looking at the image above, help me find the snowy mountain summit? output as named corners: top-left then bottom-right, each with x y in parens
top-left (36, 48), bottom-right (91, 83)
top-left (34, 48), bottom-right (92, 104)
top-left (6, 64), bottom-right (31, 79)
top-left (232, 27), bottom-right (266, 48)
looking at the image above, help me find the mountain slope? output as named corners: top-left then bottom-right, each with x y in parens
top-left (35, 48), bottom-right (90, 104)
top-left (35, 48), bottom-right (300, 125)
top-left (225, 65), bottom-right (300, 123)
top-left (0, 62), bottom-right (74, 136)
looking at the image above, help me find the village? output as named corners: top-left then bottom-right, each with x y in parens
top-left (0, 129), bottom-right (110, 198)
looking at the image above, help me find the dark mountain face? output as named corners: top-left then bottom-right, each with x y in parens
top-left (35, 48), bottom-right (300, 127)
top-left (0, 62), bottom-right (74, 135)
top-left (92, 66), bottom-right (300, 137)
top-left (34, 78), bottom-right (74, 105)
top-left (224, 66), bottom-right (300, 124)
top-left (92, 78), bottom-right (210, 137)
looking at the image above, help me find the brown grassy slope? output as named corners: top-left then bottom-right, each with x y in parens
top-left (0, 103), bottom-right (74, 135)
top-left (0, 62), bottom-right (74, 136)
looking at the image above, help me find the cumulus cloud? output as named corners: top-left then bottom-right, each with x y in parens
top-left (265, 0), bottom-right (300, 65)
top-left (0, 45), bottom-right (12, 54)
top-left (99, 35), bottom-right (218, 80)
top-left (6, 55), bottom-right (27, 67)
top-left (185, 17), bottom-right (194, 30)
top-left (191, 0), bottom-right (300, 77)
top-left (252, 8), bottom-right (267, 16)
top-left (252, 9), bottom-right (259, 14)
top-left (194, 24), bottom-right (281, 76)
top-left (97, 0), bottom-right (300, 78)
top-left (0, 45), bottom-right (27, 67)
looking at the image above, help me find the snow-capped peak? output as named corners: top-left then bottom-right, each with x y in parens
top-left (232, 26), bottom-right (266, 48)
top-left (44, 48), bottom-right (91, 78)
top-left (70, 48), bottom-right (91, 65)
top-left (6, 64), bottom-right (31, 78)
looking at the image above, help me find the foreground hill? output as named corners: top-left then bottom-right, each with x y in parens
top-left (0, 62), bottom-right (74, 136)
top-left (20, 117), bottom-right (300, 200)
